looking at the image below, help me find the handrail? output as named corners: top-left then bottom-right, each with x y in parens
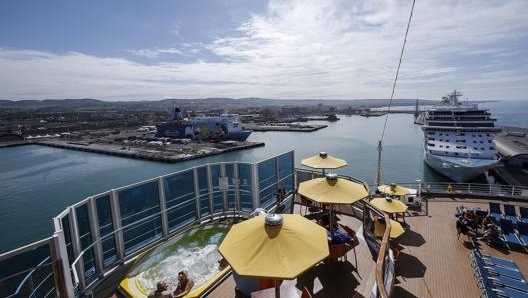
top-left (374, 212), bottom-right (392, 298)
top-left (369, 181), bottom-right (528, 201)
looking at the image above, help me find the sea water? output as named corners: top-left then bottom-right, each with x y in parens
top-left (0, 100), bottom-right (526, 254)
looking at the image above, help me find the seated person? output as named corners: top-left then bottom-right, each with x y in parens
top-left (329, 228), bottom-right (352, 244)
top-left (173, 270), bottom-right (194, 298)
top-left (456, 216), bottom-right (477, 239)
top-left (463, 210), bottom-right (479, 228)
top-left (148, 281), bottom-right (172, 298)
top-left (319, 211), bottom-right (330, 227)
top-left (477, 224), bottom-right (500, 243)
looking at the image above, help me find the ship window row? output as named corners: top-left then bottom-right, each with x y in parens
top-left (429, 149), bottom-right (480, 157)
top-left (430, 133), bottom-right (490, 137)
top-left (427, 144), bottom-right (495, 151)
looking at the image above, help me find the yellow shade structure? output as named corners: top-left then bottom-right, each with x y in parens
top-left (377, 183), bottom-right (411, 196)
top-left (218, 214), bottom-right (329, 280)
top-left (298, 174), bottom-right (369, 205)
top-left (374, 218), bottom-right (405, 238)
top-left (370, 197), bottom-right (408, 214)
top-left (301, 152), bottom-right (347, 170)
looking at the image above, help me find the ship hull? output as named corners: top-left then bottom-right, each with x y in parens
top-left (424, 151), bottom-right (498, 182)
top-left (156, 121), bottom-right (252, 141)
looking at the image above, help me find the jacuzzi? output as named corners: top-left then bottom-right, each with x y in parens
top-left (119, 222), bottom-right (231, 298)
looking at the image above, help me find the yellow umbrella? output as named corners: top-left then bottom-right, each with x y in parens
top-left (374, 218), bottom-right (405, 238)
top-left (377, 183), bottom-right (411, 196)
top-left (297, 174), bottom-right (369, 205)
top-left (370, 197), bottom-right (408, 214)
top-left (301, 152), bottom-right (347, 170)
top-left (218, 213), bottom-right (329, 298)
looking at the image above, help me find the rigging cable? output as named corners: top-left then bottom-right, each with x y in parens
top-left (375, 0), bottom-right (417, 185)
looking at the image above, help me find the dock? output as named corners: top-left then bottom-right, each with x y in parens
top-left (244, 123), bottom-right (327, 132)
top-left (35, 139), bottom-right (265, 163)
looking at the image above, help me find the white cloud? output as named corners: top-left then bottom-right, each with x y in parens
top-left (127, 47), bottom-right (184, 59)
top-left (1, 0), bottom-right (527, 101)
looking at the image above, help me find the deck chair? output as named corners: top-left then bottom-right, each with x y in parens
top-left (478, 278), bottom-right (528, 298)
top-left (472, 249), bottom-right (520, 270)
top-left (517, 222), bottom-right (528, 246)
top-left (488, 276), bottom-right (528, 293)
top-left (499, 219), bottom-right (524, 248)
top-left (489, 202), bottom-right (503, 222)
top-left (340, 225), bottom-right (359, 265)
top-left (503, 204), bottom-right (521, 225)
top-left (474, 254), bottom-right (526, 281)
top-left (474, 256), bottom-right (528, 298)
top-left (300, 286), bottom-right (313, 298)
top-left (519, 207), bottom-right (528, 223)
top-left (475, 256), bottom-right (528, 291)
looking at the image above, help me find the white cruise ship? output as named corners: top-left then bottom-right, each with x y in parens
top-left (422, 90), bottom-right (501, 182)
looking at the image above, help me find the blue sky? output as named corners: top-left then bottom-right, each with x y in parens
top-left (1, 0), bottom-right (527, 101)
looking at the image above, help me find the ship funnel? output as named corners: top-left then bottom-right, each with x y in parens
top-left (173, 107), bottom-right (183, 120)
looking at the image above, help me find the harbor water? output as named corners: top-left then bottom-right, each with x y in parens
top-left (0, 100), bottom-right (526, 254)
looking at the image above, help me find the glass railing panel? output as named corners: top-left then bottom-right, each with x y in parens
top-left (118, 181), bottom-right (162, 255)
top-left (0, 242), bottom-right (55, 298)
top-left (278, 151), bottom-right (295, 194)
top-left (94, 194), bottom-right (117, 269)
top-left (75, 204), bottom-right (96, 283)
top-left (60, 213), bottom-right (75, 264)
top-left (164, 171), bottom-right (197, 231)
top-left (238, 163), bottom-right (253, 211)
top-left (258, 158), bottom-right (277, 208)
top-left (210, 164), bottom-right (224, 213)
top-left (225, 163), bottom-right (237, 211)
top-left (197, 166), bottom-right (211, 217)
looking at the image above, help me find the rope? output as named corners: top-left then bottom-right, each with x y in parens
top-left (376, 0), bottom-right (416, 185)
top-left (380, 0), bottom-right (416, 141)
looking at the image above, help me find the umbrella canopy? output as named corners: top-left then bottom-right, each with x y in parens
top-left (370, 197), bottom-right (409, 214)
top-left (298, 174), bottom-right (369, 205)
top-left (374, 218), bottom-right (405, 238)
top-left (218, 213), bottom-right (329, 280)
top-left (377, 183), bottom-right (411, 196)
top-left (301, 152), bottom-right (347, 170)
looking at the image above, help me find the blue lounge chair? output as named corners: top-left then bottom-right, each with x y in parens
top-left (472, 249), bottom-right (519, 270)
top-left (471, 252), bottom-right (526, 281)
top-left (503, 204), bottom-right (521, 225)
top-left (520, 207), bottom-right (528, 223)
top-left (489, 202), bottom-right (503, 222)
top-left (474, 258), bottom-right (528, 298)
top-left (499, 219), bottom-right (524, 248)
top-left (517, 222), bottom-right (528, 246)
top-left (488, 275), bottom-right (528, 293)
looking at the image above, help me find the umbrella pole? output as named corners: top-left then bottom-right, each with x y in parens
top-left (275, 279), bottom-right (281, 298)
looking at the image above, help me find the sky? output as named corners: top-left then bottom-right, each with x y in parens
top-left (1, 0), bottom-right (527, 102)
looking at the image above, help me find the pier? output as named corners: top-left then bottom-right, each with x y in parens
top-left (36, 139), bottom-right (265, 163)
top-left (244, 123), bottom-right (327, 132)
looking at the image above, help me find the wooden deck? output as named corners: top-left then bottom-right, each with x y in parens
top-left (205, 198), bottom-right (528, 298)
top-left (105, 197), bottom-right (528, 298)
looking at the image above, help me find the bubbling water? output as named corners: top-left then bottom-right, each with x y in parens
top-left (128, 225), bottom-right (230, 294)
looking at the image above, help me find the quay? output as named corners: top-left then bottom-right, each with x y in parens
top-left (36, 139), bottom-right (265, 163)
top-left (244, 123), bottom-right (327, 132)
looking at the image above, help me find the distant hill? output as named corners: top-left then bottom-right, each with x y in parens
top-left (0, 97), bottom-right (439, 111)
